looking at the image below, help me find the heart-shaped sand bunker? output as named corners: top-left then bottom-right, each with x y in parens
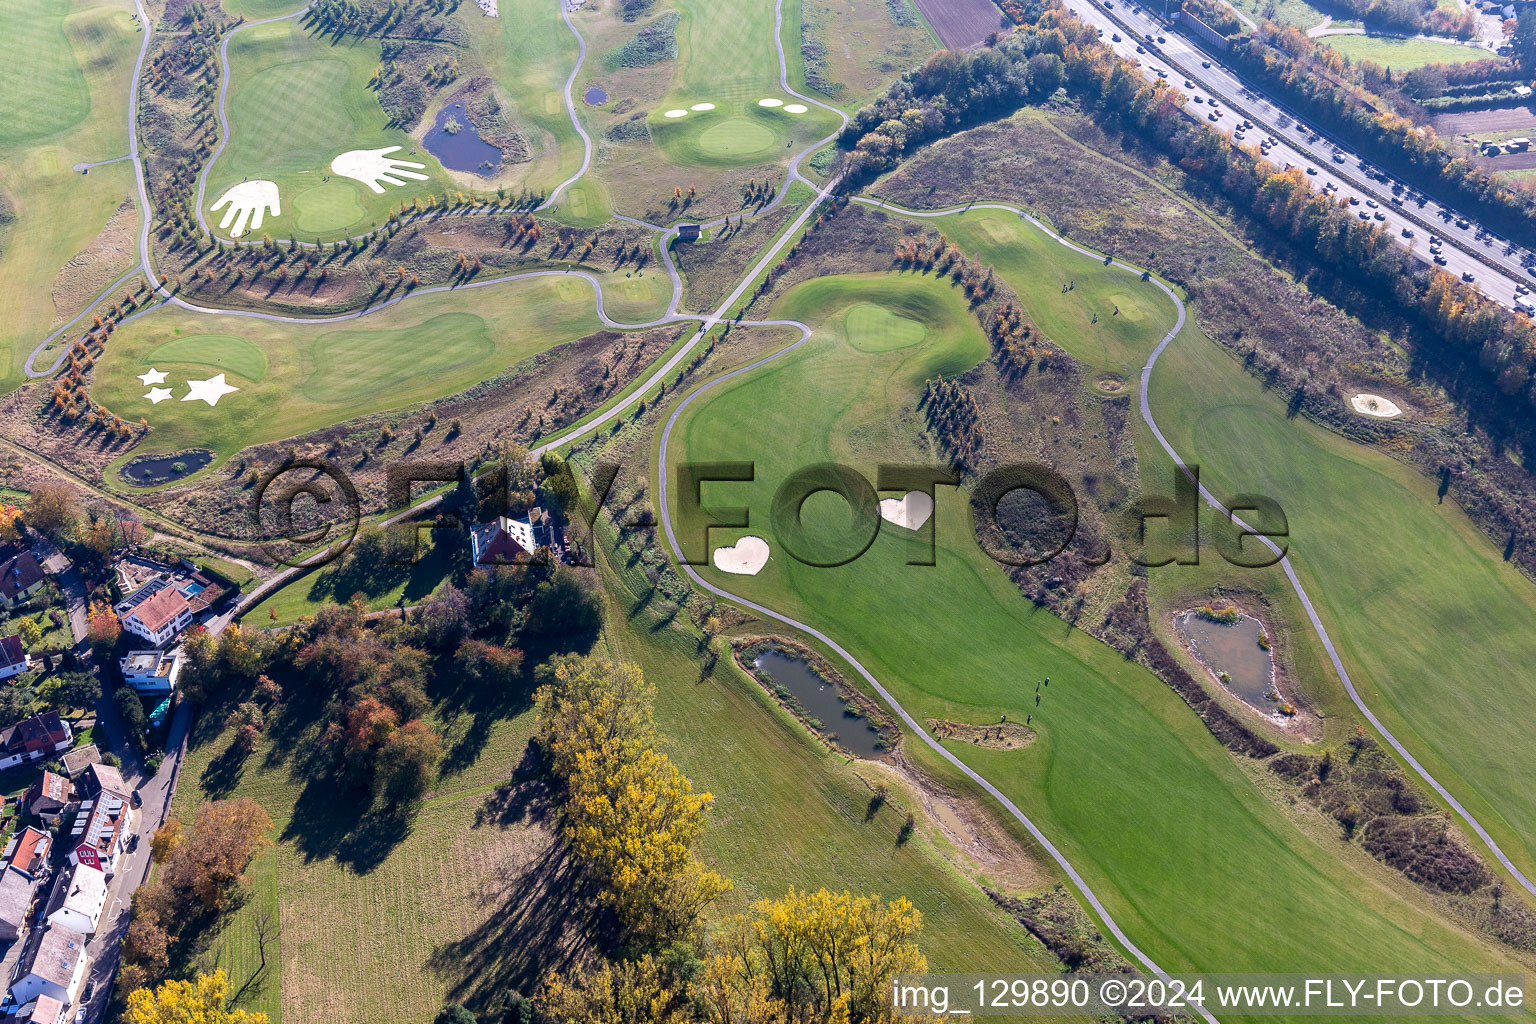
top-left (879, 491), bottom-right (934, 531)
top-left (712, 536), bottom-right (770, 575)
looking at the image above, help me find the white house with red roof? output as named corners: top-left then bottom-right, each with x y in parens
top-left (66, 786), bottom-right (131, 878)
top-left (0, 634), bottom-right (29, 682)
top-left (114, 579), bottom-right (194, 647)
top-left (469, 510), bottom-right (547, 566)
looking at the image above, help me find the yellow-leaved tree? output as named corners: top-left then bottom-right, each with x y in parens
top-left (703, 888), bottom-right (931, 1024)
top-left (125, 970), bottom-right (268, 1024)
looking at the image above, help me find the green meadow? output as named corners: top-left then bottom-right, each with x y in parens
top-left (460, 0), bottom-right (606, 223)
top-left (91, 276), bottom-right (606, 465)
top-left (1326, 34), bottom-right (1491, 70)
top-left (661, 267), bottom-right (1532, 1008)
top-left (0, 0), bottom-right (142, 393)
top-left (944, 206), bottom-right (1536, 884)
top-left (176, 544), bottom-right (1076, 1023)
top-left (204, 17), bottom-right (455, 241)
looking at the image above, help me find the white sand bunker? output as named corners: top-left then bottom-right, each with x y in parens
top-left (712, 536), bottom-right (770, 575)
top-left (664, 108), bottom-right (689, 118)
top-left (784, 103), bottom-right (808, 113)
top-left (758, 98), bottom-right (784, 107)
top-left (211, 180), bottom-right (279, 237)
top-left (1351, 393), bottom-right (1402, 418)
top-left (331, 147), bottom-right (428, 194)
top-left (690, 102), bottom-right (715, 111)
top-left (879, 490), bottom-right (934, 531)
top-left (475, 0), bottom-right (497, 14)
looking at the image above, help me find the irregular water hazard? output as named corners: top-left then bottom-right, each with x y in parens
top-left (583, 86), bottom-right (608, 105)
top-left (751, 649), bottom-right (886, 757)
top-left (422, 101), bottom-right (502, 175)
top-left (1175, 608), bottom-right (1288, 716)
top-left (119, 449), bottom-right (214, 487)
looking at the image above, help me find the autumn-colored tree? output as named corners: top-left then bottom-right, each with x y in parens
top-left (86, 601), bottom-right (121, 654)
top-left (149, 819), bottom-right (183, 864)
top-left (375, 718), bottom-right (441, 805)
top-left (78, 514), bottom-right (117, 556)
top-left (25, 480), bottom-right (76, 535)
top-left (535, 655), bottom-right (655, 779)
top-left (165, 799), bottom-right (274, 912)
top-left (125, 970), bottom-right (269, 1024)
top-left (704, 888), bottom-right (930, 1024)
top-left (538, 954), bottom-right (690, 1024)
top-left (0, 505), bottom-right (20, 543)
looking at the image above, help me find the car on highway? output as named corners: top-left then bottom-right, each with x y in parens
top-left (1184, 79), bottom-right (1194, 88)
top-left (1332, 152), bottom-right (1346, 163)
top-left (1112, 31), bottom-right (1121, 39)
top-left (1457, 217), bottom-right (1470, 228)
top-left (1359, 211), bottom-right (1371, 220)
top-left (1136, 43), bottom-right (1145, 52)
top-left (1374, 211), bottom-right (1386, 220)
top-left (1156, 34), bottom-right (1166, 42)
top-left (1201, 58), bottom-right (1211, 67)
top-left (1348, 196), bottom-right (1359, 205)
top-left (1402, 228), bottom-right (1414, 238)
top-left (1462, 271), bottom-right (1476, 281)
top-left (1306, 166), bottom-right (1316, 174)
top-left (1434, 253), bottom-right (1448, 264)
top-left (1528, 265), bottom-right (1536, 276)
top-left (1208, 111), bottom-right (1219, 120)
top-left (1193, 95), bottom-right (1204, 103)
top-left (1366, 199), bottom-right (1379, 208)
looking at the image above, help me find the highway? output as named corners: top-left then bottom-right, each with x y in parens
top-left (1068, 0), bottom-right (1536, 310)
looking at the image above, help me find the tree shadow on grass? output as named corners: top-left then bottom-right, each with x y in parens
top-left (279, 772), bottom-right (416, 874)
top-left (199, 741), bottom-right (250, 800)
top-left (427, 752), bottom-right (606, 1011)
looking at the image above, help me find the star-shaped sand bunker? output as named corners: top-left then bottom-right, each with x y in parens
top-left (143, 387), bottom-right (173, 404)
top-left (138, 367), bottom-right (167, 386)
top-left (182, 373), bottom-right (239, 407)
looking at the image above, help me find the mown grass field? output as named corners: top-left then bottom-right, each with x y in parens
top-left (245, 533), bottom-right (459, 626)
top-left (1325, 34), bottom-right (1492, 69)
top-left (943, 203), bottom-right (1536, 883)
top-left (176, 557), bottom-right (1075, 1023)
top-left (0, 0), bottom-right (142, 394)
top-left (662, 266), bottom-right (1532, 1007)
top-left (204, 18), bottom-right (455, 241)
top-left (91, 276), bottom-right (606, 465)
top-left (460, 0), bottom-right (605, 223)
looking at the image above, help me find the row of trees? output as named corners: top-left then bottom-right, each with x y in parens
top-left (838, 6), bottom-right (1536, 417)
top-left (121, 799), bottom-right (274, 996)
top-left (528, 655), bottom-right (931, 1024)
top-left (1229, 25), bottom-right (1534, 245)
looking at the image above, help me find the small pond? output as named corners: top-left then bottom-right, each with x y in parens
top-left (753, 650), bottom-right (885, 757)
top-left (119, 449), bottom-right (214, 487)
top-left (583, 86), bottom-right (608, 105)
top-left (1175, 609), bottom-right (1281, 713)
top-left (422, 102), bottom-right (502, 176)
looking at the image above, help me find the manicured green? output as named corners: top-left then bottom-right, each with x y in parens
top-left (947, 204), bottom-right (1536, 884)
top-left (0, 0), bottom-right (142, 394)
top-left (1326, 34), bottom-right (1491, 69)
top-left (461, 0), bottom-right (607, 221)
top-left (0, 0), bottom-right (91, 144)
top-left (845, 301), bottom-right (927, 351)
top-left (650, 101), bottom-right (839, 170)
top-left (92, 276), bottom-right (605, 466)
top-left (145, 333), bottom-right (270, 381)
top-left (664, 267), bottom-right (1527, 993)
top-left (204, 17), bottom-right (455, 242)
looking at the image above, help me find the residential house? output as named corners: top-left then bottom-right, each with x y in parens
top-left (67, 786), bottom-right (130, 877)
top-left (58, 746), bottom-right (99, 779)
top-left (8, 923), bottom-right (88, 1009)
top-left (469, 510), bottom-right (547, 566)
top-left (45, 865), bottom-right (105, 938)
top-left (118, 647), bottom-right (182, 694)
top-left (0, 828), bottom-right (52, 941)
top-left (0, 635), bottom-right (29, 682)
top-left (0, 550), bottom-right (44, 610)
top-left (11, 994), bottom-right (65, 1023)
top-left (79, 763), bottom-right (126, 801)
top-left (114, 580), bottom-right (194, 647)
top-left (23, 772), bottom-right (74, 825)
top-left (0, 713), bottom-right (71, 772)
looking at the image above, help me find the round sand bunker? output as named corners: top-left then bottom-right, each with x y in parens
top-left (713, 536), bottom-right (771, 575)
top-left (758, 98), bottom-right (784, 107)
top-left (784, 103), bottom-right (808, 113)
top-left (1351, 393), bottom-right (1402, 418)
top-left (664, 108), bottom-right (689, 118)
top-left (690, 102), bottom-right (716, 111)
